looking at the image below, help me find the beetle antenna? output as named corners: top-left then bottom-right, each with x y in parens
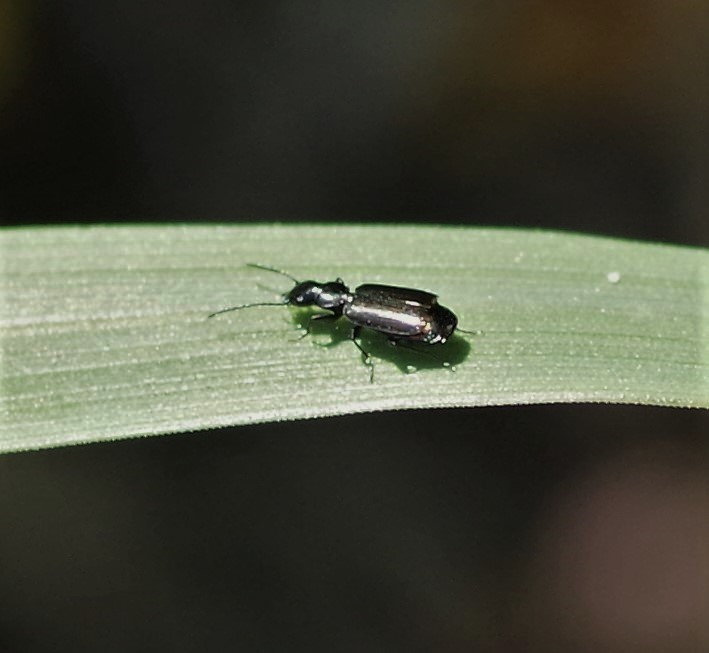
top-left (208, 301), bottom-right (287, 318)
top-left (247, 263), bottom-right (300, 284)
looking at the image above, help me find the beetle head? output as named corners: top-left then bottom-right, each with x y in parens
top-left (287, 281), bottom-right (321, 306)
top-left (287, 280), bottom-right (350, 311)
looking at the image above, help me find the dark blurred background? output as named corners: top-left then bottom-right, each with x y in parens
top-left (1, 2), bottom-right (707, 651)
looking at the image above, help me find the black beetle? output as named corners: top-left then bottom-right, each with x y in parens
top-left (209, 264), bottom-right (463, 380)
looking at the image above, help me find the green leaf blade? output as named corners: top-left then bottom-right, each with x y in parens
top-left (1, 224), bottom-right (707, 452)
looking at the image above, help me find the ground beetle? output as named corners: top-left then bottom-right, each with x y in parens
top-left (209, 264), bottom-right (463, 381)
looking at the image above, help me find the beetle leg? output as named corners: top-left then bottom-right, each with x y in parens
top-left (390, 339), bottom-right (447, 366)
top-left (350, 326), bottom-right (374, 383)
top-left (297, 312), bottom-right (338, 340)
